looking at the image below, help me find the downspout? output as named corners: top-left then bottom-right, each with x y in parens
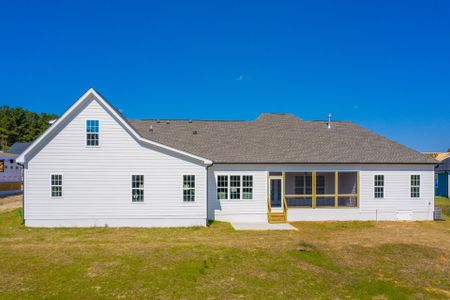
top-left (205, 161), bottom-right (214, 226)
top-left (17, 162), bottom-right (25, 225)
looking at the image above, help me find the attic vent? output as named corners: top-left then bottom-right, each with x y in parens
top-left (149, 125), bottom-right (153, 132)
top-left (193, 130), bottom-right (198, 135)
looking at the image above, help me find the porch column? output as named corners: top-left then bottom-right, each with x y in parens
top-left (312, 171), bottom-right (317, 208)
top-left (335, 171), bottom-right (339, 208)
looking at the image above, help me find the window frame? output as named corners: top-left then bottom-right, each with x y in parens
top-left (183, 175), bottom-right (196, 202)
top-left (131, 175), bottom-right (144, 203)
top-left (50, 174), bottom-right (63, 198)
top-left (216, 175), bottom-right (253, 200)
top-left (410, 174), bottom-right (420, 198)
top-left (374, 175), bottom-right (384, 199)
top-left (86, 119), bottom-right (100, 147)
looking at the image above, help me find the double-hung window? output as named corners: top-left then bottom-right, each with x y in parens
top-left (51, 174), bottom-right (63, 197)
top-left (183, 175), bottom-right (195, 202)
top-left (374, 175), bottom-right (384, 198)
top-left (86, 120), bottom-right (99, 146)
top-left (411, 175), bottom-right (420, 198)
top-left (230, 176), bottom-right (241, 199)
top-left (242, 176), bottom-right (253, 199)
top-left (217, 175), bottom-right (253, 200)
top-left (132, 175), bottom-right (144, 202)
top-left (217, 175), bottom-right (228, 200)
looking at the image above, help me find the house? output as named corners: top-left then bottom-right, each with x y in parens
top-left (424, 152), bottom-right (450, 197)
top-left (7, 142), bottom-right (32, 157)
top-left (0, 152), bottom-right (22, 196)
top-left (16, 88), bottom-right (437, 227)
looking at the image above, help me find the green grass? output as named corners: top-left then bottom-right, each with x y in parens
top-left (0, 207), bottom-right (449, 299)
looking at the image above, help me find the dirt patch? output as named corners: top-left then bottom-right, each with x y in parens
top-left (0, 194), bottom-right (22, 211)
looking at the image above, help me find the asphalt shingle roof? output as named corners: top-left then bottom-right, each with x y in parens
top-left (6, 142), bottom-right (32, 155)
top-left (128, 113), bottom-right (437, 164)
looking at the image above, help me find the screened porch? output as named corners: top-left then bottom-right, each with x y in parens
top-left (268, 171), bottom-right (359, 210)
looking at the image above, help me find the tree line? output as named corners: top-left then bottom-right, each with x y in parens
top-left (0, 105), bottom-right (57, 151)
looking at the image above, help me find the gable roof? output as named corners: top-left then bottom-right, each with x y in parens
top-left (6, 142), bottom-right (32, 155)
top-left (424, 152), bottom-right (450, 171)
top-left (16, 88), bottom-right (212, 165)
top-left (129, 113), bottom-right (437, 164)
top-left (16, 88), bottom-right (437, 165)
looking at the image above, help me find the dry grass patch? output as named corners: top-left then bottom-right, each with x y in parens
top-left (0, 204), bottom-right (449, 299)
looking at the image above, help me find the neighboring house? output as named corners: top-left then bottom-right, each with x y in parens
top-left (7, 142), bottom-right (32, 157)
top-left (0, 152), bottom-right (22, 196)
top-left (423, 152), bottom-right (450, 197)
top-left (16, 89), bottom-right (437, 227)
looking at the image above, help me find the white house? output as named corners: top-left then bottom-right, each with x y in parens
top-left (17, 89), bottom-right (438, 227)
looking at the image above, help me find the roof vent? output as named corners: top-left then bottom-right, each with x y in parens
top-left (166, 121), bottom-right (170, 125)
top-left (156, 120), bottom-right (161, 123)
top-left (149, 125), bottom-right (153, 132)
top-left (188, 120), bottom-right (192, 123)
top-left (327, 113), bottom-right (332, 129)
top-left (193, 130), bottom-right (198, 135)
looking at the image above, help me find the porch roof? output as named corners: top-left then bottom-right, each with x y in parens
top-left (129, 113), bottom-right (437, 165)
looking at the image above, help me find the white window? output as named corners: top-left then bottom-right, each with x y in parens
top-left (132, 175), bottom-right (144, 202)
top-left (217, 175), bottom-right (253, 200)
top-left (217, 175), bottom-right (228, 200)
top-left (51, 174), bottom-right (62, 197)
top-left (243, 176), bottom-right (253, 199)
top-left (183, 175), bottom-right (195, 202)
top-left (86, 120), bottom-right (99, 146)
top-left (411, 175), bottom-right (420, 198)
top-left (374, 175), bottom-right (384, 198)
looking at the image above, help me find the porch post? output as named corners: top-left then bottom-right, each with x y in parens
top-left (357, 171), bottom-right (360, 208)
top-left (312, 171), bottom-right (317, 208)
top-left (282, 171), bottom-right (286, 211)
top-left (335, 171), bottom-right (339, 208)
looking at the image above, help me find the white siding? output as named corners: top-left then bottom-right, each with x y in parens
top-left (208, 164), bottom-right (435, 222)
top-left (207, 165), bottom-right (268, 222)
top-left (24, 96), bottom-right (207, 227)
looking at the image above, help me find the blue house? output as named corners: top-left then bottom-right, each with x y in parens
top-left (425, 152), bottom-right (450, 197)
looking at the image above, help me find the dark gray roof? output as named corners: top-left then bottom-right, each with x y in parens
top-left (6, 142), bottom-right (32, 155)
top-left (128, 113), bottom-right (437, 164)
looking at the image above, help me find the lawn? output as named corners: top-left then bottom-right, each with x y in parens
top-left (0, 202), bottom-right (449, 299)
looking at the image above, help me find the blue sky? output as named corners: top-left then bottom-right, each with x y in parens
top-left (0, 0), bottom-right (449, 151)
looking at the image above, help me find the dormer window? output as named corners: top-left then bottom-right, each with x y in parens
top-left (86, 120), bottom-right (99, 146)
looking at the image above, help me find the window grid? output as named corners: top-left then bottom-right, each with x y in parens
top-left (217, 175), bottom-right (228, 200)
top-left (230, 175), bottom-right (241, 199)
top-left (374, 175), bottom-right (384, 198)
top-left (86, 120), bottom-right (99, 146)
top-left (183, 175), bottom-right (195, 202)
top-left (217, 175), bottom-right (253, 200)
top-left (51, 174), bottom-right (62, 197)
top-left (132, 175), bottom-right (144, 202)
top-left (242, 175), bottom-right (253, 199)
top-left (411, 175), bottom-right (420, 198)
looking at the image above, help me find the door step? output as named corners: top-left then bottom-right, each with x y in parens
top-left (268, 212), bottom-right (287, 223)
